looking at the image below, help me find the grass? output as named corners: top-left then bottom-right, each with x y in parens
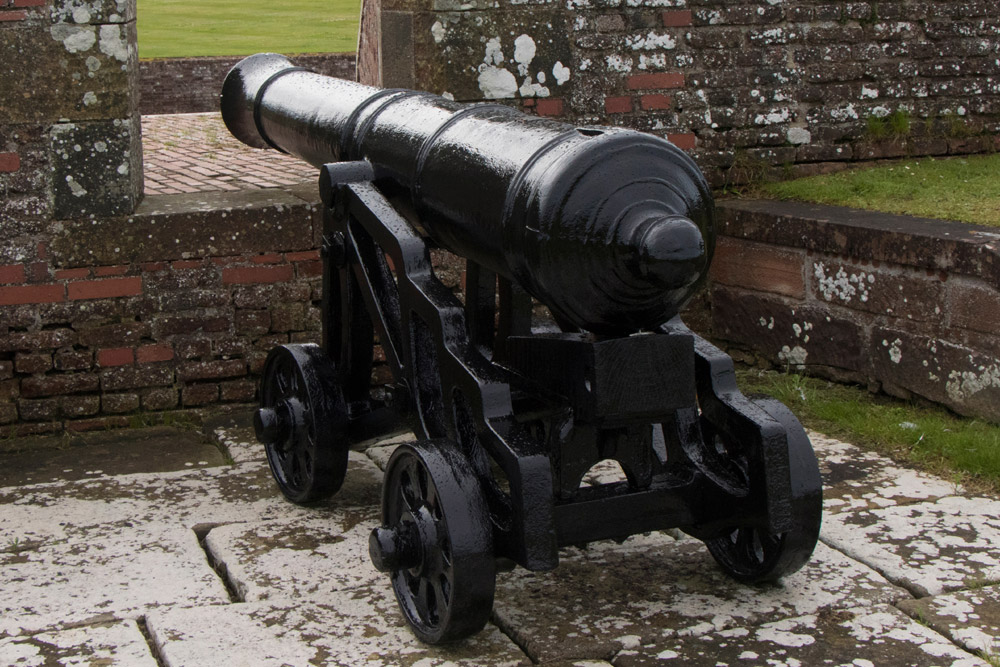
top-left (736, 367), bottom-right (1000, 495)
top-left (758, 153), bottom-right (1000, 228)
top-left (137, 0), bottom-right (360, 59)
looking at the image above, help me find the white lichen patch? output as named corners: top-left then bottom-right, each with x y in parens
top-left (945, 364), bottom-right (1000, 402)
top-left (0, 620), bottom-right (158, 666)
top-left (787, 127), bottom-right (811, 144)
top-left (778, 345), bottom-right (807, 370)
top-left (513, 34), bottom-right (537, 76)
top-left (65, 175), bottom-right (88, 197)
top-left (822, 496), bottom-right (1000, 597)
top-left (814, 262), bottom-right (874, 303)
top-left (430, 20), bottom-right (446, 43)
top-left (50, 23), bottom-right (97, 54)
top-left (99, 24), bottom-right (129, 62)
top-left (626, 31), bottom-right (677, 50)
top-left (552, 61), bottom-right (571, 85)
top-left (906, 587), bottom-right (1000, 657)
top-left (754, 108), bottom-right (791, 125)
top-left (605, 54), bottom-right (633, 73)
top-left (147, 593), bottom-right (527, 666)
top-left (477, 37), bottom-right (518, 99)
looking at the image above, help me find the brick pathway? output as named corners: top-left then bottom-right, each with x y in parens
top-left (142, 113), bottom-right (317, 195)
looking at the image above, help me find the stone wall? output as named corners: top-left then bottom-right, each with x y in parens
top-left (361, 0), bottom-right (1000, 183)
top-left (0, 188), bottom-right (325, 435)
top-left (139, 53), bottom-right (357, 115)
top-left (712, 200), bottom-right (1000, 423)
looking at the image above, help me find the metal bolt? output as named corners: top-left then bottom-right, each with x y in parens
top-left (369, 524), bottom-right (420, 572)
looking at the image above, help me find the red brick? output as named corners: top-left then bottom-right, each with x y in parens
top-left (627, 72), bottom-right (685, 90)
top-left (0, 284), bottom-right (64, 306)
top-left (220, 379), bottom-right (256, 402)
top-left (28, 261), bottom-right (50, 282)
top-left (142, 388), bottom-right (178, 411)
top-left (522, 98), bottom-right (536, 108)
top-left (178, 359), bottom-right (246, 382)
top-left (95, 265), bottom-right (129, 277)
top-left (536, 98), bottom-right (564, 117)
top-left (98, 347), bottom-right (135, 367)
top-left (54, 268), bottom-right (91, 280)
top-left (14, 0), bottom-right (48, 6)
top-left (136, 344), bottom-right (174, 363)
top-left (286, 250), bottom-right (321, 262)
top-left (171, 260), bottom-right (203, 270)
top-left (662, 9), bottom-right (693, 26)
top-left (141, 262), bottom-right (169, 272)
top-left (183, 383), bottom-right (219, 406)
top-left (640, 94), bottom-right (673, 110)
top-left (21, 373), bottom-right (99, 398)
top-left (0, 10), bottom-right (28, 21)
top-left (251, 253), bottom-right (283, 264)
top-left (711, 237), bottom-right (805, 298)
top-left (15, 352), bottom-right (52, 374)
top-left (67, 277), bottom-right (142, 300)
top-left (296, 260), bottom-right (323, 278)
top-left (222, 265), bottom-right (294, 285)
top-left (210, 256), bottom-right (240, 266)
top-left (67, 416), bottom-right (130, 432)
top-left (605, 96), bottom-right (633, 114)
top-left (668, 133), bottom-right (697, 150)
top-left (0, 264), bottom-right (25, 284)
top-left (0, 153), bottom-right (20, 172)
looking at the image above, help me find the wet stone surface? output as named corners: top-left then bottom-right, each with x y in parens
top-left (612, 606), bottom-right (987, 667)
top-left (146, 591), bottom-right (530, 667)
top-left (898, 584), bottom-right (1000, 658)
top-left (821, 496), bottom-right (1000, 598)
top-left (492, 533), bottom-right (907, 663)
top-left (1, 422), bottom-right (999, 664)
top-left (0, 620), bottom-right (157, 667)
top-left (810, 431), bottom-right (961, 515)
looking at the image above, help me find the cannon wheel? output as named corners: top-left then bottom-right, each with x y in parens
top-left (705, 397), bottom-right (822, 583)
top-left (370, 441), bottom-right (496, 643)
top-left (255, 344), bottom-right (349, 504)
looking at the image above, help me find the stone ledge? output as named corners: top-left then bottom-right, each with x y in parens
top-left (717, 199), bottom-right (1000, 289)
top-left (50, 186), bottom-right (322, 267)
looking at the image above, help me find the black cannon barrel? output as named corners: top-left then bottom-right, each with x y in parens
top-left (221, 53), bottom-right (715, 334)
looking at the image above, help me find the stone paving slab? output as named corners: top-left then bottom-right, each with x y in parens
top-left (146, 590), bottom-right (530, 667)
top-left (0, 520), bottom-right (229, 637)
top-left (810, 431), bottom-right (961, 515)
top-left (612, 605), bottom-right (988, 666)
top-left (821, 496), bottom-right (1000, 597)
top-left (0, 620), bottom-right (158, 667)
top-left (898, 584), bottom-right (1000, 658)
top-left (491, 533), bottom-right (907, 663)
top-left (204, 511), bottom-right (383, 602)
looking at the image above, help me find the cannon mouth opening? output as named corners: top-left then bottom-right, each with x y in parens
top-left (220, 53), bottom-right (298, 150)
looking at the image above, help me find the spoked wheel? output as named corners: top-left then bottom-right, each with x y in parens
top-left (704, 396), bottom-right (822, 583)
top-left (254, 344), bottom-right (349, 504)
top-left (369, 441), bottom-right (496, 643)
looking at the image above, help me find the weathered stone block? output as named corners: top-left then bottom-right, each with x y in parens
top-left (712, 286), bottom-right (865, 373)
top-left (50, 117), bottom-right (142, 218)
top-left (711, 238), bottom-right (806, 298)
top-left (412, 9), bottom-right (572, 102)
top-left (51, 190), bottom-right (319, 267)
top-left (949, 280), bottom-right (1000, 337)
top-left (872, 328), bottom-right (1000, 422)
top-left (808, 257), bottom-right (947, 323)
top-left (51, 0), bottom-right (137, 24)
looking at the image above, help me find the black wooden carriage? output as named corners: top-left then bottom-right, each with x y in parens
top-left (222, 54), bottom-right (823, 644)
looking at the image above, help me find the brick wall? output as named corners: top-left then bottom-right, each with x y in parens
top-left (139, 53), bottom-right (357, 115)
top-left (711, 200), bottom-right (1000, 423)
top-left (0, 191), bottom-right (324, 435)
top-left (363, 0), bottom-right (1000, 183)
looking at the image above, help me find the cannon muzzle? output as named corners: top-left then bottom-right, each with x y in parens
top-left (221, 53), bottom-right (715, 333)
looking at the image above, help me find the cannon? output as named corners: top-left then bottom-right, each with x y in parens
top-left (222, 53), bottom-right (823, 644)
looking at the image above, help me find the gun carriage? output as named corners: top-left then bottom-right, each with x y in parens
top-left (221, 53), bottom-right (823, 644)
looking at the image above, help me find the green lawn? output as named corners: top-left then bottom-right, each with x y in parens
top-left (759, 153), bottom-right (1000, 228)
top-left (137, 0), bottom-right (361, 59)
